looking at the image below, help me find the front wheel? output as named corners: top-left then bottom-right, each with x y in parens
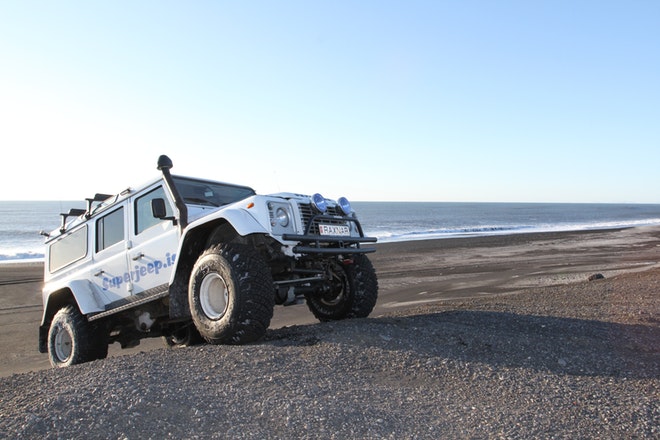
top-left (189, 243), bottom-right (275, 345)
top-left (47, 305), bottom-right (108, 368)
top-left (305, 254), bottom-right (379, 322)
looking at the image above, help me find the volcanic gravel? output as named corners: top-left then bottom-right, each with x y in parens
top-left (1, 269), bottom-right (658, 439)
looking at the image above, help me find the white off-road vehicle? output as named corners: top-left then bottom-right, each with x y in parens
top-left (39, 155), bottom-right (378, 367)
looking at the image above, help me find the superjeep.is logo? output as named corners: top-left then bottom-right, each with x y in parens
top-left (102, 253), bottom-right (177, 290)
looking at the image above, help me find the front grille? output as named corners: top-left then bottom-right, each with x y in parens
top-left (297, 203), bottom-right (348, 235)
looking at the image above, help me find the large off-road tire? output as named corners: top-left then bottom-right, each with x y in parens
top-left (47, 305), bottom-right (108, 368)
top-left (305, 254), bottom-right (379, 322)
top-left (189, 243), bottom-right (274, 345)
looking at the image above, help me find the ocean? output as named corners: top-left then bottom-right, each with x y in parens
top-left (2, 200), bottom-right (660, 262)
top-left (0, 201), bottom-right (85, 262)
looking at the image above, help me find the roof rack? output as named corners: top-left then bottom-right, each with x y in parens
top-left (85, 193), bottom-right (113, 218)
top-left (59, 209), bottom-right (86, 233)
top-left (56, 193), bottom-right (114, 234)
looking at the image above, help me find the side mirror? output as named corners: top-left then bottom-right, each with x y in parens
top-left (151, 198), bottom-right (167, 219)
top-left (151, 198), bottom-right (177, 225)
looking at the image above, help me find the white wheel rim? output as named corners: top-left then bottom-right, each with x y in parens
top-left (200, 273), bottom-right (229, 320)
top-left (53, 325), bottom-right (73, 362)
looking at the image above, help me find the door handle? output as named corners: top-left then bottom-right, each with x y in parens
top-left (132, 252), bottom-right (145, 261)
top-left (94, 270), bottom-right (105, 277)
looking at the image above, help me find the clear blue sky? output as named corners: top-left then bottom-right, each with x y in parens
top-left (1, 1), bottom-right (658, 203)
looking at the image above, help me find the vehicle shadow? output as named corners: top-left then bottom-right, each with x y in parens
top-left (265, 310), bottom-right (660, 380)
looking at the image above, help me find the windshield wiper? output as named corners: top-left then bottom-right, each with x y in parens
top-left (185, 197), bottom-right (219, 207)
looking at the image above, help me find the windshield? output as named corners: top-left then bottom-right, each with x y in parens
top-left (172, 176), bottom-right (256, 207)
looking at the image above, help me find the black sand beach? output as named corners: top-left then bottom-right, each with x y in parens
top-left (0, 227), bottom-right (658, 437)
top-left (2, 226), bottom-right (659, 377)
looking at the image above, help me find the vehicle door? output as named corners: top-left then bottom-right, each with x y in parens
top-left (89, 204), bottom-right (131, 303)
top-left (127, 184), bottom-right (179, 294)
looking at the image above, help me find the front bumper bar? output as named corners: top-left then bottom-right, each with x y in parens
top-left (282, 213), bottom-right (377, 255)
top-left (282, 233), bottom-right (377, 255)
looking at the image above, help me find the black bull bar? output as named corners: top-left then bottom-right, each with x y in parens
top-left (282, 214), bottom-right (377, 255)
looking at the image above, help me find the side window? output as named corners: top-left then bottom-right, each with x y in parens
top-left (96, 207), bottom-right (125, 252)
top-left (135, 186), bottom-right (173, 234)
top-left (49, 226), bottom-right (88, 272)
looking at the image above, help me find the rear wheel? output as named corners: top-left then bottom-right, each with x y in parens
top-left (189, 243), bottom-right (274, 344)
top-left (48, 305), bottom-right (107, 367)
top-left (305, 254), bottom-right (379, 321)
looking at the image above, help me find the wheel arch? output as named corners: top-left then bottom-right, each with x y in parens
top-left (168, 217), bottom-right (251, 319)
top-left (39, 281), bottom-right (106, 353)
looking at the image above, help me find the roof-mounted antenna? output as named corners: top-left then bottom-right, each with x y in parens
top-left (60, 208), bottom-right (86, 233)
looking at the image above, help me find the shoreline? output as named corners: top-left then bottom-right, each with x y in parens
top-left (0, 225), bottom-right (636, 269)
top-left (0, 259), bottom-right (43, 268)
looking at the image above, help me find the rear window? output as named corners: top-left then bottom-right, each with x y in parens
top-left (49, 226), bottom-right (88, 273)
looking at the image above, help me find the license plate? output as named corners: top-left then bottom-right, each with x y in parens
top-left (319, 224), bottom-right (350, 236)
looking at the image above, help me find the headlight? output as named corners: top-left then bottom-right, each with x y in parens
top-left (268, 202), bottom-right (294, 233)
top-left (337, 197), bottom-right (352, 215)
top-left (311, 193), bottom-right (327, 213)
top-left (275, 207), bottom-right (290, 227)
